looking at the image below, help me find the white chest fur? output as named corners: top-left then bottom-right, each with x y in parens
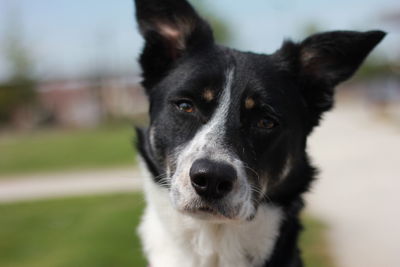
top-left (138, 177), bottom-right (283, 267)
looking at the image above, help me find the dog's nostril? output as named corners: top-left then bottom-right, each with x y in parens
top-left (217, 180), bottom-right (233, 194)
top-left (192, 175), bottom-right (208, 189)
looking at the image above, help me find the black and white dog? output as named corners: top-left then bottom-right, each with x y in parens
top-left (133, 0), bottom-right (384, 266)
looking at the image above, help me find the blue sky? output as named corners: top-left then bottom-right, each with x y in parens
top-left (0, 0), bottom-right (399, 81)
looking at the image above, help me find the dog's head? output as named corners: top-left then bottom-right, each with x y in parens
top-left (134, 0), bottom-right (384, 221)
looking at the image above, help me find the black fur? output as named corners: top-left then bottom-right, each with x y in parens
top-left (135, 127), bottom-right (160, 178)
top-left (133, 0), bottom-right (385, 266)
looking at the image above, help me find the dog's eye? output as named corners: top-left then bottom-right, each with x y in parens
top-left (256, 118), bottom-right (277, 130)
top-left (176, 100), bottom-right (194, 113)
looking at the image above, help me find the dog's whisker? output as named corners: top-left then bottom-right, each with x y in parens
top-left (153, 173), bottom-right (172, 187)
top-left (250, 185), bottom-right (264, 198)
top-left (243, 164), bottom-right (261, 182)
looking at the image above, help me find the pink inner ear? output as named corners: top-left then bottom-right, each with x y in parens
top-left (300, 49), bottom-right (318, 66)
top-left (155, 22), bottom-right (186, 58)
top-left (158, 24), bottom-right (182, 42)
top-left (300, 48), bottom-right (328, 78)
top-left (155, 19), bottom-right (195, 54)
top-left (162, 25), bottom-right (185, 58)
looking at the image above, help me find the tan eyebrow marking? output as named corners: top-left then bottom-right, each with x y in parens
top-left (202, 89), bottom-right (215, 102)
top-left (245, 97), bottom-right (255, 109)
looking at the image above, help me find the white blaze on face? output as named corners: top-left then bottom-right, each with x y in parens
top-left (170, 68), bottom-right (255, 220)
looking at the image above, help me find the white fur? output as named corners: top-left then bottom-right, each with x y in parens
top-left (138, 172), bottom-right (283, 267)
top-left (280, 156), bottom-right (293, 181)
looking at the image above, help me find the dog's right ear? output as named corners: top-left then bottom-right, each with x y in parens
top-left (134, 0), bottom-right (214, 90)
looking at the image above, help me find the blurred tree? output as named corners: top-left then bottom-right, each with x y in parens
top-left (354, 9), bottom-right (400, 80)
top-left (300, 19), bottom-right (399, 81)
top-left (302, 22), bottom-right (323, 37)
top-left (189, 0), bottom-right (232, 44)
top-left (355, 61), bottom-right (400, 80)
top-left (0, 6), bottom-right (37, 126)
top-left (381, 10), bottom-right (400, 26)
top-left (204, 15), bottom-right (231, 44)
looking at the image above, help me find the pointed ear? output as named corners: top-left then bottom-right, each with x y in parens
top-left (298, 30), bottom-right (386, 87)
top-left (134, 0), bottom-right (214, 90)
top-left (277, 30), bottom-right (385, 125)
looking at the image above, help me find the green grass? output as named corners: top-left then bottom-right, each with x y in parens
top-left (0, 193), bottom-right (146, 267)
top-left (301, 215), bottom-right (335, 267)
top-left (0, 125), bottom-right (136, 176)
top-left (0, 193), bottom-right (335, 267)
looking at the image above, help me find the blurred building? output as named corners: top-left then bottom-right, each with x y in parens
top-left (37, 75), bottom-right (147, 128)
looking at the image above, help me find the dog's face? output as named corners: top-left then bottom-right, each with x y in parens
top-left (135, 0), bottom-right (384, 221)
top-left (142, 50), bottom-right (310, 221)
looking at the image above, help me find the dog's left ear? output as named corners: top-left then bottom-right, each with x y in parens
top-left (277, 30), bottom-right (385, 125)
top-left (135, 0), bottom-right (214, 90)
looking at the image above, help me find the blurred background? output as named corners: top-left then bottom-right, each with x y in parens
top-left (0, 0), bottom-right (399, 267)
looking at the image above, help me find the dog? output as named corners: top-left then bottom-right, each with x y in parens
top-left (133, 0), bottom-right (385, 266)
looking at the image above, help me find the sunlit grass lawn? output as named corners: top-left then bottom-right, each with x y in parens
top-left (0, 193), bottom-right (335, 267)
top-left (0, 125), bottom-right (136, 177)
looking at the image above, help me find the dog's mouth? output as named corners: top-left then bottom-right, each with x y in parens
top-left (197, 205), bottom-right (228, 218)
top-left (198, 206), bottom-right (216, 213)
top-left (178, 201), bottom-right (237, 221)
top-left (188, 208), bottom-right (230, 221)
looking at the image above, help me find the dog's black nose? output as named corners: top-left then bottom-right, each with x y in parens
top-left (189, 159), bottom-right (237, 200)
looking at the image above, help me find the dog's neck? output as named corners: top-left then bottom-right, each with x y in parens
top-left (138, 170), bottom-right (298, 267)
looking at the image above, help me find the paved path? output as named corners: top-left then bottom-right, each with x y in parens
top-left (0, 102), bottom-right (399, 267)
top-left (0, 167), bottom-right (142, 203)
top-left (307, 101), bottom-right (400, 267)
